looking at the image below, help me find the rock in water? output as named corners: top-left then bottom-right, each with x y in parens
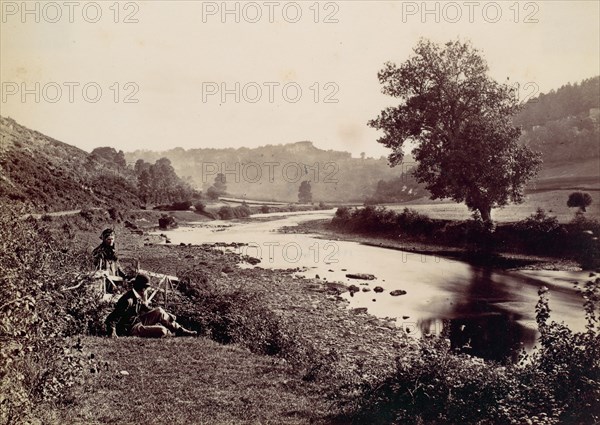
top-left (348, 284), bottom-right (361, 294)
top-left (373, 286), bottom-right (384, 293)
top-left (390, 289), bottom-right (407, 296)
top-left (345, 273), bottom-right (376, 280)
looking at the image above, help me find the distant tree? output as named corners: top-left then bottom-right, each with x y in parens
top-left (115, 150), bottom-right (126, 168)
top-left (568, 191), bottom-right (593, 212)
top-left (298, 181), bottom-right (312, 203)
top-left (137, 170), bottom-right (151, 203)
top-left (134, 159), bottom-right (151, 176)
top-left (369, 39), bottom-right (542, 223)
top-left (207, 173), bottom-right (227, 200)
top-left (213, 173), bottom-right (227, 194)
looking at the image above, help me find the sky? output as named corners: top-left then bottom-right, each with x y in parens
top-left (1, 0), bottom-right (599, 158)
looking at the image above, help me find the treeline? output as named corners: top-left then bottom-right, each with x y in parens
top-left (125, 142), bottom-right (419, 203)
top-left (514, 76), bottom-right (599, 129)
top-left (331, 206), bottom-right (600, 268)
top-left (365, 174), bottom-right (424, 205)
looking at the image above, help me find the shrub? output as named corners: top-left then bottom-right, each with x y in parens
top-left (170, 200), bottom-right (192, 211)
top-left (0, 205), bottom-right (94, 422)
top-left (217, 205), bottom-right (252, 220)
top-left (158, 214), bottom-right (176, 229)
top-left (194, 201), bottom-right (206, 213)
top-left (218, 206), bottom-right (234, 220)
top-left (79, 208), bottom-right (95, 222)
top-left (260, 205), bottom-right (270, 214)
top-left (567, 214), bottom-right (600, 269)
top-left (107, 207), bottom-right (122, 221)
top-left (513, 208), bottom-right (564, 254)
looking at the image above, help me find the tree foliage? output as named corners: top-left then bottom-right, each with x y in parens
top-left (207, 173), bottom-right (227, 200)
top-left (298, 181), bottom-right (313, 203)
top-left (133, 158), bottom-right (197, 205)
top-left (369, 39), bottom-right (542, 222)
top-left (567, 191), bottom-right (593, 212)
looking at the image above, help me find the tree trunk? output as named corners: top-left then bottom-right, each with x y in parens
top-left (479, 205), bottom-right (492, 223)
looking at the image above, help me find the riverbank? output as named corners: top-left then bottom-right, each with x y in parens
top-left (17, 209), bottom-right (414, 424)
top-left (280, 218), bottom-right (583, 272)
top-left (6, 207), bottom-right (598, 424)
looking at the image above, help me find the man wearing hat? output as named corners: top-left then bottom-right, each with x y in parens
top-left (105, 274), bottom-right (197, 338)
top-left (92, 228), bottom-right (127, 279)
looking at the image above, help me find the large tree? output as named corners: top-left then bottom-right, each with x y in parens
top-left (369, 39), bottom-right (542, 222)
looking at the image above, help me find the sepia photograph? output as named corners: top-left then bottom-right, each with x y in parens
top-left (1, 1), bottom-right (599, 423)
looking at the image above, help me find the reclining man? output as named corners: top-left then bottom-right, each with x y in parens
top-left (105, 274), bottom-right (197, 338)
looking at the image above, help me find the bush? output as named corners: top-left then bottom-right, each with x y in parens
top-left (0, 205), bottom-right (94, 422)
top-left (194, 201), bottom-right (206, 213)
top-left (260, 205), bottom-right (270, 214)
top-left (567, 191), bottom-right (593, 212)
top-left (513, 208), bottom-right (564, 254)
top-left (158, 214), bottom-right (176, 229)
top-left (79, 208), bottom-right (95, 222)
top-left (218, 205), bottom-right (252, 220)
top-left (170, 200), bottom-right (192, 211)
top-left (218, 206), bottom-right (234, 220)
top-left (107, 207), bottom-right (122, 221)
top-left (567, 214), bottom-right (600, 269)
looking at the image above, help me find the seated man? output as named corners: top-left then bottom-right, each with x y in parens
top-left (105, 274), bottom-right (197, 338)
top-left (93, 228), bottom-right (127, 279)
top-left (93, 228), bottom-right (127, 294)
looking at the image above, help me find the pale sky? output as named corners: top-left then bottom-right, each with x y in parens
top-left (1, 1), bottom-right (599, 158)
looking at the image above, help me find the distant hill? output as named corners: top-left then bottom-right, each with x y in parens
top-left (515, 76), bottom-right (599, 165)
top-left (126, 142), bottom-right (424, 203)
top-left (0, 116), bottom-right (140, 213)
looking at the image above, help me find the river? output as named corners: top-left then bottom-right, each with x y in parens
top-left (160, 210), bottom-right (590, 363)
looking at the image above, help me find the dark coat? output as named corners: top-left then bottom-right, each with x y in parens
top-left (105, 290), bottom-right (152, 335)
top-left (92, 243), bottom-right (126, 278)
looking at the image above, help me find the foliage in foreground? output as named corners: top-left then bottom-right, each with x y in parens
top-left (0, 206), bottom-right (108, 424)
top-left (331, 279), bottom-right (600, 425)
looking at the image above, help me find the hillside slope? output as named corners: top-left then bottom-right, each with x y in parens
top-left (516, 76), bottom-right (599, 190)
top-left (0, 116), bottom-right (140, 212)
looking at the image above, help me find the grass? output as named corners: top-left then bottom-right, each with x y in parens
top-left (387, 189), bottom-right (600, 223)
top-left (47, 337), bottom-right (328, 425)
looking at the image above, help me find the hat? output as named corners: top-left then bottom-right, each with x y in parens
top-left (100, 228), bottom-right (115, 240)
top-left (132, 274), bottom-right (151, 291)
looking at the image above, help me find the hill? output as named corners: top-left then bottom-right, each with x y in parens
top-left (515, 76), bottom-right (599, 189)
top-left (0, 116), bottom-right (141, 213)
top-left (126, 142), bottom-right (424, 203)
top-left (0, 116), bottom-right (201, 213)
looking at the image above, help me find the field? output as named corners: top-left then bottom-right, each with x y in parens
top-left (385, 189), bottom-right (600, 223)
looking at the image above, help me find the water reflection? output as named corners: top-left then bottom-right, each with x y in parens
top-left (416, 267), bottom-right (537, 363)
